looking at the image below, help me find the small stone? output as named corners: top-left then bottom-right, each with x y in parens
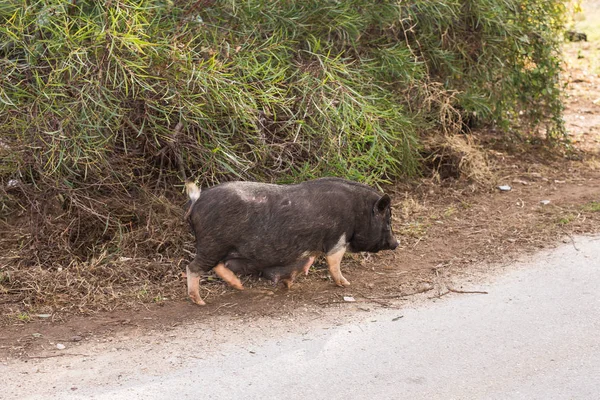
top-left (540, 200), bottom-right (551, 205)
top-left (343, 296), bottom-right (356, 302)
top-left (32, 333), bottom-right (42, 338)
top-left (36, 314), bottom-right (51, 318)
top-left (497, 185), bottom-right (512, 191)
top-left (56, 343), bottom-right (66, 350)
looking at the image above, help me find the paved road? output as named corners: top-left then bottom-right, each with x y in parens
top-left (3, 236), bottom-right (600, 399)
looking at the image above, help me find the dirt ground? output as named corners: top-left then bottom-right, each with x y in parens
top-left (2, 14), bottom-right (600, 360)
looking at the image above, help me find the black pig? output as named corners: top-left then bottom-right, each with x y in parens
top-left (184, 178), bottom-right (398, 305)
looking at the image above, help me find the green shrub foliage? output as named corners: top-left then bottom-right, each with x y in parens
top-left (0, 0), bottom-right (566, 259)
top-left (1, 0), bottom-right (567, 184)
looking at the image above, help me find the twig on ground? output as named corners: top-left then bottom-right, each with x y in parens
top-left (210, 302), bottom-right (237, 314)
top-left (434, 286), bottom-right (488, 298)
top-left (357, 285), bottom-right (434, 302)
top-left (562, 230), bottom-right (580, 251)
top-left (413, 237), bottom-right (423, 248)
top-left (27, 353), bottom-right (91, 359)
top-left (447, 287), bottom-right (488, 295)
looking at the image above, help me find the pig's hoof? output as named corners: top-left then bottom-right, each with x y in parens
top-left (232, 283), bottom-right (245, 291)
top-left (282, 279), bottom-right (294, 289)
top-left (335, 277), bottom-right (351, 287)
top-left (189, 293), bottom-right (206, 306)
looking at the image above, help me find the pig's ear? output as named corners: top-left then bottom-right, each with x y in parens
top-left (374, 194), bottom-right (391, 215)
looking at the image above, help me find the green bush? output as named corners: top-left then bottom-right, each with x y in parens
top-left (1, 0), bottom-right (567, 262)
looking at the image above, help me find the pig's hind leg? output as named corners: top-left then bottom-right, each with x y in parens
top-left (187, 254), bottom-right (245, 306)
top-left (214, 262), bottom-right (245, 291)
top-left (187, 257), bottom-right (206, 306)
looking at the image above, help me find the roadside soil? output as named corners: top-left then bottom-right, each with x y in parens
top-left (2, 19), bottom-right (599, 360)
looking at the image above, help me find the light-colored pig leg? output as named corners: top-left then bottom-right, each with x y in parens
top-left (186, 264), bottom-right (205, 306)
top-left (214, 262), bottom-right (245, 290)
top-left (303, 256), bottom-right (315, 275)
top-left (325, 248), bottom-right (350, 287)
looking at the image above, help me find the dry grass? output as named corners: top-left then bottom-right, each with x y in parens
top-left (422, 133), bottom-right (493, 184)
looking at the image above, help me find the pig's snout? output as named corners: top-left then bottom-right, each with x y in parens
top-left (388, 237), bottom-right (399, 250)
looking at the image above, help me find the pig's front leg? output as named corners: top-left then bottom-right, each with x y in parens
top-left (302, 256), bottom-right (315, 275)
top-left (283, 256), bottom-right (316, 289)
top-left (325, 248), bottom-right (350, 287)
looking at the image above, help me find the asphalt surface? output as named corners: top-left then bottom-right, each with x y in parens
top-left (3, 235), bottom-right (600, 399)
